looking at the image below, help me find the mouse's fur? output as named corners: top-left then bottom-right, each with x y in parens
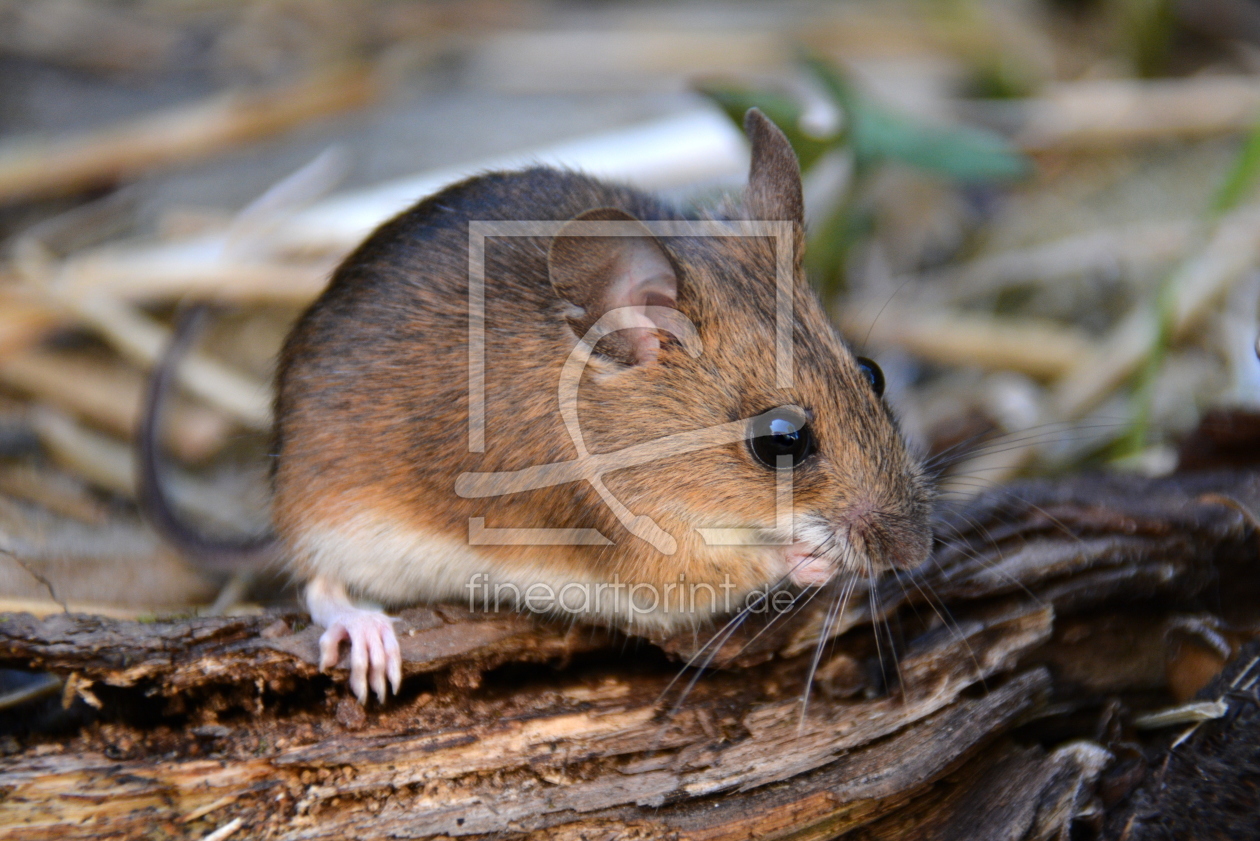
top-left (271, 111), bottom-right (933, 635)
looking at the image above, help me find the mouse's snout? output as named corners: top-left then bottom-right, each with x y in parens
top-left (843, 495), bottom-right (933, 574)
top-left (785, 490), bottom-right (932, 588)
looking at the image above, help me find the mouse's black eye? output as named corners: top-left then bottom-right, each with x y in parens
top-left (748, 407), bottom-right (816, 469)
top-left (856, 357), bottom-right (884, 398)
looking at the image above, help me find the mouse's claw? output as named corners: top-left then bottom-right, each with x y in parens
top-left (306, 576), bottom-right (403, 704)
top-left (385, 627), bottom-right (402, 695)
top-left (318, 622), bottom-right (348, 672)
top-left (316, 608), bottom-right (400, 705)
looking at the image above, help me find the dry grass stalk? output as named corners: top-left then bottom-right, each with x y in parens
top-left (0, 465), bottom-right (111, 526)
top-left (0, 290), bottom-right (63, 358)
top-left (62, 295), bottom-right (270, 429)
top-left (8, 110), bottom-right (747, 328)
top-left (50, 248), bottom-right (336, 305)
top-left (27, 406), bottom-right (142, 500)
top-left (0, 597), bottom-right (144, 620)
top-left (839, 302), bottom-right (1094, 380)
top-left (936, 200), bottom-right (1260, 486)
top-left (286, 109), bottom-right (748, 253)
top-left (914, 218), bottom-right (1195, 304)
top-left (1018, 75), bottom-right (1260, 151)
top-left (935, 444), bottom-right (1038, 498)
top-left (25, 406), bottom-right (258, 533)
top-left (0, 0), bottom-right (180, 74)
top-left (0, 67), bottom-right (378, 204)
top-left (1054, 203), bottom-right (1260, 419)
top-left (11, 109), bottom-right (747, 324)
top-left (462, 30), bottom-right (789, 92)
top-left (0, 350), bottom-right (233, 463)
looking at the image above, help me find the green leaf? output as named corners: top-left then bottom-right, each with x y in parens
top-left (1211, 118), bottom-right (1260, 216)
top-left (806, 190), bottom-right (871, 300)
top-left (1118, 0), bottom-right (1177, 79)
top-left (694, 83), bottom-right (836, 172)
top-left (804, 55), bottom-right (1030, 183)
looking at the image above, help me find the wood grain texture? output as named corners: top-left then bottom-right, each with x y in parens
top-left (1, 469), bottom-right (1258, 839)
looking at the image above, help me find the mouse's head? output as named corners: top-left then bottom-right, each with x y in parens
top-left (544, 109), bottom-right (932, 620)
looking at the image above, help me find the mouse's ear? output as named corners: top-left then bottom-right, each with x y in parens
top-left (548, 207), bottom-right (678, 366)
top-left (743, 108), bottom-right (804, 226)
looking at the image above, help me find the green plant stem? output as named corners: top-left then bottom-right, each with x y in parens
top-left (1118, 116), bottom-right (1260, 459)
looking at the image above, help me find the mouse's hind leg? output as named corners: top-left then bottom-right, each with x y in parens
top-left (305, 575), bottom-right (402, 704)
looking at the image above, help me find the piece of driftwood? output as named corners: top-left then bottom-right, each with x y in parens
top-left (0, 469), bottom-right (1258, 839)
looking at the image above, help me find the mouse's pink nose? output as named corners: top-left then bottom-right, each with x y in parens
top-left (836, 498), bottom-right (933, 574)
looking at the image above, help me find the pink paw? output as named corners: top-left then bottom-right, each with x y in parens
top-left (318, 607), bottom-right (402, 705)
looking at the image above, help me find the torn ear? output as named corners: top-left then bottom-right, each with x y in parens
top-left (548, 207), bottom-right (679, 366)
top-left (743, 108), bottom-right (804, 226)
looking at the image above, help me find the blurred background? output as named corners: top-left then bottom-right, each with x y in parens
top-left (2, 0), bottom-right (1260, 615)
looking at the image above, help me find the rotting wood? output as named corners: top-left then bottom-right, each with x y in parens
top-left (1099, 639), bottom-right (1260, 840)
top-left (0, 468), bottom-right (1258, 839)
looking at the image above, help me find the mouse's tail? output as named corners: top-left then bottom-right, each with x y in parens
top-left (136, 305), bottom-right (279, 570)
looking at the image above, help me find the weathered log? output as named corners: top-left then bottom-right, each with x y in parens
top-left (1098, 638), bottom-right (1260, 840)
top-left (0, 469), bottom-right (1258, 839)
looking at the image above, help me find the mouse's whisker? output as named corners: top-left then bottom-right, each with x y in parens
top-left (894, 566), bottom-right (985, 687)
top-left (922, 418), bottom-right (1128, 480)
top-left (722, 536), bottom-right (843, 664)
top-left (656, 537), bottom-right (845, 741)
top-left (865, 560), bottom-right (901, 701)
top-left (866, 579), bottom-right (898, 701)
top-left (927, 515), bottom-right (1048, 611)
top-left (798, 559), bottom-right (858, 732)
top-left (655, 590), bottom-right (765, 719)
top-left (923, 418), bottom-right (1123, 466)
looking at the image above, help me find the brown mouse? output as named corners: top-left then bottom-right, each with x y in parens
top-left (140, 109), bottom-right (933, 705)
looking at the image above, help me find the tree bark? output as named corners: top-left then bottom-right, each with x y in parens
top-left (1, 469), bottom-right (1258, 840)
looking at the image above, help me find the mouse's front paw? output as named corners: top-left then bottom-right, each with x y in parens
top-left (318, 608), bottom-right (402, 705)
